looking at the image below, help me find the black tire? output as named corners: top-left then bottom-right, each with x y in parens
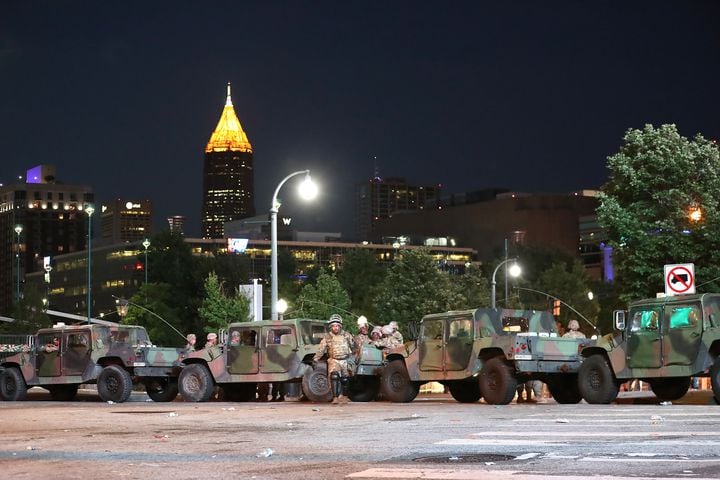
top-left (178, 363), bottom-right (215, 402)
top-left (223, 383), bottom-right (257, 402)
top-left (380, 360), bottom-right (418, 403)
top-left (0, 367), bottom-right (28, 401)
top-left (546, 374), bottom-right (582, 404)
top-left (711, 358), bottom-right (720, 404)
top-left (145, 378), bottom-right (179, 402)
top-left (650, 377), bottom-right (691, 401)
top-left (479, 357), bottom-right (517, 405)
top-left (578, 355), bottom-right (619, 404)
top-left (347, 376), bottom-right (379, 402)
top-left (47, 384), bottom-right (79, 401)
top-left (449, 380), bottom-right (482, 403)
top-left (97, 365), bottom-right (133, 403)
top-left (302, 367), bottom-right (333, 403)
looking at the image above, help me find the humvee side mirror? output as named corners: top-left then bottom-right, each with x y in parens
top-left (614, 310), bottom-right (626, 330)
top-left (408, 322), bottom-right (419, 341)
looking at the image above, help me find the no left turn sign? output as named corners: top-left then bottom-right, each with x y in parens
top-left (664, 263), bottom-right (696, 296)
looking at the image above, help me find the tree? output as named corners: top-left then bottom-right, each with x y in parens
top-left (373, 248), bottom-right (463, 337)
top-left (297, 270), bottom-right (352, 329)
top-left (451, 264), bottom-right (490, 309)
top-left (122, 283), bottom-right (186, 347)
top-left (198, 272), bottom-right (250, 335)
top-left (1, 285), bottom-right (49, 334)
top-left (337, 248), bottom-right (386, 321)
top-left (598, 124), bottom-right (720, 300)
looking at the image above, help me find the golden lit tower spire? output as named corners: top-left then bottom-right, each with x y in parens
top-left (205, 82), bottom-right (253, 153)
top-left (201, 83), bottom-right (256, 238)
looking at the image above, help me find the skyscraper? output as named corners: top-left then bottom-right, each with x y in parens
top-left (0, 165), bottom-right (93, 314)
top-left (100, 199), bottom-right (152, 244)
top-left (201, 83), bottom-right (254, 238)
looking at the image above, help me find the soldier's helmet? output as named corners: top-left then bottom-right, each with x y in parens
top-left (329, 314), bottom-right (343, 326)
top-left (389, 321), bottom-right (398, 330)
top-left (381, 325), bottom-right (394, 336)
top-left (357, 316), bottom-right (369, 327)
top-left (567, 319), bottom-right (580, 331)
top-left (207, 332), bottom-right (218, 341)
top-left (371, 327), bottom-right (382, 338)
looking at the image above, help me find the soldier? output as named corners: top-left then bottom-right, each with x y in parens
top-left (370, 326), bottom-right (382, 342)
top-left (185, 333), bottom-right (197, 353)
top-left (206, 332), bottom-right (218, 347)
top-left (563, 319), bottom-right (586, 339)
top-left (313, 314), bottom-right (356, 404)
top-left (389, 321), bottom-right (404, 344)
top-left (355, 317), bottom-right (371, 347)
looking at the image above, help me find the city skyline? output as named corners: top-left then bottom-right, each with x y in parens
top-left (2, 1), bottom-right (718, 238)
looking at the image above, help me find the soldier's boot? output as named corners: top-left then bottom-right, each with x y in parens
top-left (331, 372), bottom-right (342, 404)
top-left (339, 376), bottom-right (350, 403)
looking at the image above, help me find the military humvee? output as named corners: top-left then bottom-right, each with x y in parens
top-left (345, 308), bottom-right (592, 405)
top-left (578, 293), bottom-right (720, 404)
top-left (178, 318), bottom-right (327, 402)
top-left (0, 323), bottom-right (184, 403)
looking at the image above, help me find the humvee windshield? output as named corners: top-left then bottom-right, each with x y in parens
top-left (502, 316), bottom-right (529, 333)
top-left (299, 321), bottom-right (326, 345)
top-left (111, 327), bottom-right (150, 346)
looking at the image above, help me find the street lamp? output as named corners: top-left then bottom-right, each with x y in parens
top-left (270, 170), bottom-right (318, 320)
top-left (491, 258), bottom-right (521, 309)
top-left (142, 238), bottom-right (151, 286)
top-left (85, 204), bottom-right (95, 323)
top-left (13, 225), bottom-right (22, 302)
top-left (277, 298), bottom-right (288, 321)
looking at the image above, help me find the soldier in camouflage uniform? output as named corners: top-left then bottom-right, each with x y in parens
top-left (389, 321), bottom-right (404, 344)
top-left (355, 317), bottom-right (371, 347)
top-left (313, 314), bottom-right (357, 403)
top-left (563, 319), bottom-right (586, 339)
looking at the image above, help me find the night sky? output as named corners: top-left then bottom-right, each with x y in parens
top-left (2, 1), bottom-right (719, 238)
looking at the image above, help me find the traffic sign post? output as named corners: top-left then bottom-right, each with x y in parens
top-left (664, 263), bottom-right (696, 296)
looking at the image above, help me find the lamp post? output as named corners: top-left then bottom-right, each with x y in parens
top-left (14, 225), bottom-right (22, 302)
top-left (277, 298), bottom-right (288, 321)
top-left (270, 170), bottom-right (318, 320)
top-left (142, 238), bottom-right (151, 286)
top-left (491, 258), bottom-right (521, 309)
top-left (85, 205), bottom-right (95, 323)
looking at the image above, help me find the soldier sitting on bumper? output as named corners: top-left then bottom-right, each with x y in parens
top-left (313, 314), bottom-right (357, 404)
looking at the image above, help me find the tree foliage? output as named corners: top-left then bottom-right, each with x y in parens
top-left (598, 124), bottom-right (720, 300)
top-left (198, 272), bottom-right (250, 335)
top-left (297, 270), bottom-right (352, 329)
top-left (1, 285), bottom-right (50, 334)
top-left (451, 264), bottom-right (490, 310)
top-left (337, 248), bottom-right (386, 321)
top-left (372, 248), bottom-right (463, 337)
top-left (121, 283), bottom-right (186, 347)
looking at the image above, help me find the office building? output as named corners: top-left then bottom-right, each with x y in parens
top-left (100, 199), bottom-right (152, 244)
top-left (167, 215), bottom-right (186, 235)
top-left (0, 165), bottom-right (93, 314)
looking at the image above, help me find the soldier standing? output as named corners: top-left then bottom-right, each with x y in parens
top-left (313, 314), bottom-right (357, 403)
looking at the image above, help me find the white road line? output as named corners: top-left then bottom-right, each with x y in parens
top-left (469, 431), bottom-right (720, 437)
top-left (436, 438), bottom-right (720, 446)
top-left (346, 468), bottom-right (719, 480)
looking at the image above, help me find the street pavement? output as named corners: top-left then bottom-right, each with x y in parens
top-left (1, 388), bottom-right (719, 479)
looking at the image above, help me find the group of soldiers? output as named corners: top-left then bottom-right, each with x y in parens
top-left (313, 314), bottom-right (404, 404)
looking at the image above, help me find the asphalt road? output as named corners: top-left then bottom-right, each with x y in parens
top-left (1, 389), bottom-right (719, 480)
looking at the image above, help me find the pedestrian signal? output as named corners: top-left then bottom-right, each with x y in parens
top-left (552, 300), bottom-right (561, 316)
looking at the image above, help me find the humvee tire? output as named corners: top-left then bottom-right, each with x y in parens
top-left (546, 374), bottom-right (582, 404)
top-left (145, 378), bottom-right (179, 402)
top-left (711, 358), bottom-right (720, 404)
top-left (222, 383), bottom-right (257, 402)
top-left (380, 360), bottom-right (418, 403)
top-left (479, 357), bottom-right (517, 405)
top-left (97, 365), bottom-right (133, 403)
top-left (578, 355), bottom-right (619, 404)
top-left (649, 377), bottom-right (691, 401)
top-left (179, 363), bottom-right (215, 402)
top-left (449, 380), bottom-right (481, 403)
top-left (0, 367), bottom-right (28, 401)
top-left (302, 367), bottom-right (333, 403)
top-left (47, 384), bottom-right (79, 401)
top-left (347, 376), bottom-right (379, 402)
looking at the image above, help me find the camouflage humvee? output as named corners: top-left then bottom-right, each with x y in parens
top-left (351, 308), bottom-right (593, 405)
top-left (578, 293), bottom-right (720, 404)
top-left (0, 323), bottom-right (184, 403)
top-left (178, 318), bottom-right (327, 402)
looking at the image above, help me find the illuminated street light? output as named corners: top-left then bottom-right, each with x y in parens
top-left (85, 204), bottom-right (95, 323)
top-left (688, 206), bottom-right (703, 222)
top-left (277, 298), bottom-right (288, 321)
top-left (142, 238), bottom-right (151, 287)
top-left (491, 258), bottom-right (521, 309)
top-left (14, 225), bottom-right (22, 302)
top-left (270, 170), bottom-right (318, 321)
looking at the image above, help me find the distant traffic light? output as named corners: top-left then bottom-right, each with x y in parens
top-left (552, 299), bottom-right (561, 316)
